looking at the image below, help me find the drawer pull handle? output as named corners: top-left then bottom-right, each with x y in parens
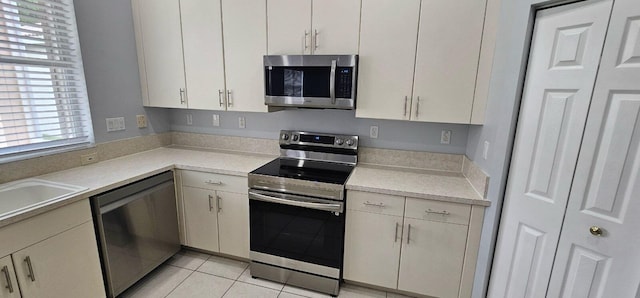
top-left (24, 256), bottom-right (35, 282)
top-left (426, 208), bottom-right (450, 216)
top-left (1, 265), bottom-right (13, 293)
top-left (205, 180), bottom-right (223, 185)
top-left (363, 201), bottom-right (385, 207)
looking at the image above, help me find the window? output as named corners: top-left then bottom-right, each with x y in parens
top-left (0, 0), bottom-right (93, 162)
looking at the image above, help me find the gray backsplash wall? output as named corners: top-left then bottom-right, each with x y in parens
top-left (74, 0), bottom-right (170, 144)
top-left (170, 109), bottom-right (469, 154)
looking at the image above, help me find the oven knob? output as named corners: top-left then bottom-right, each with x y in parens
top-left (292, 135), bottom-right (299, 141)
top-left (336, 138), bottom-right (344, 145)
top-left (346, 139), bottom-right (355, 146)
top-left (281, 133), bottom-right (289, 140)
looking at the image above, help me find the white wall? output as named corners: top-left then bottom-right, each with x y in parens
top-left (171, 109), bottom-right (470, 154)
top-left (74, 0), bottom-right (170, 143)
top-left (465, 0), bottom-right (573, 297)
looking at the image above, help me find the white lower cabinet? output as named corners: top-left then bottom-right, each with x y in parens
top-left (0, 200), bottom-right (104, 298)
top-left (344, 191), bottom-right (483, 298)
top-left (178, 170), bottom-right (249, 259)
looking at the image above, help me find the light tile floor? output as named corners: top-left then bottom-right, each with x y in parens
top-left (120, 249), bottom-right (415, 298)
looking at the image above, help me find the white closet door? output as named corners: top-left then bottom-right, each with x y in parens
top-left (181, 0), bottom-right (226, 110)
top-left (547, 0), bottom-right (640, 296)
top-left (267, 0), bottom-right (312, 54)
top-left (488, 1), bottom-right (612, 297)
top-left (311, 0), bottom-right (361, 54)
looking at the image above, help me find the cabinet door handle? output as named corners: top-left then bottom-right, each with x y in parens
top-left (205, 180), bottom-right (223, 185)
top-left (314, 29), bottom-right (319, 51)
top-left (208, 194), bottom-right (214, 212)
top-left (217, 195), bottom-right (222, 213)
top-left (425, 208), bottom-right (450, 216)
top-left (406, 224), bottom-right (411, 244)
top-left (363, 201), bottom-right (385, 208)
top-left (24, 256), bottom-right (35, 282)
top-left (304, 30), bottom-right (309, 51)
top-left (394, 222), bottom-right (400, 243)
top-left (1, 265), bottom-right (13, 293)
top-left (226, 90), bottom-right (233, 107)
top-left (218, 89), bottom-right (224, 107)
top-left (404, 96), bottom-right (408, 117)
top-left (179, 88), bottom-right (186, 104)
top-left (416, 96), bottom-right (420, 118)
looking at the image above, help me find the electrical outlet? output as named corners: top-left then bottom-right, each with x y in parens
top-left (238, 116), bottom-right (246, 128)
top-left (483, 141), bottom-right (490, 160)
top-left (370, 126), bottom-right (379, 139)
top-left (136, 115), bottom-right (147, 128)
top-left (106, 117), bottom-right (125, 132)
top-left (212, 114), bottom-right (220, 127)
top-left (186, 114), bottom-right (193, 125)
top-left (81, 152), bottom-right (98, 165)
top-left (441, 130), bottom-right (452, 144)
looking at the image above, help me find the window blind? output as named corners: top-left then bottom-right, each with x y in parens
top-left (0, 0), bottom-right (93, 160)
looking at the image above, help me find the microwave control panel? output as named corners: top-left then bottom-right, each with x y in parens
top-left (336, 67), bottom-right (353, 98)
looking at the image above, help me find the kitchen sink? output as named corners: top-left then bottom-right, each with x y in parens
top-left (0, 179), bottom-right (87, 220)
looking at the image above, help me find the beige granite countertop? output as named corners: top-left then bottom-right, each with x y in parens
top-left (1, 146), bottom-right (489, 228)
top-left (0, 147), bottom-right (276, 228)
top-left (346, 164), bottom-right (490, 206)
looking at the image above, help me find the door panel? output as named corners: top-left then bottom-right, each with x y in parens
top-left (267, 0), bottom-right (312, 54)
top-left (548, 0), bottom-right (640, 296)
top-left (411, 0), bottom-right (486, 123)
top-left (0, 256), bottom-right (19, 298)
top-left (182, 187), bottom-right (219, 252)
top-left (133, 0), bottom-right (186, 108)
top-left (217, 191), bottom-right (250, 259)
top-left (181, 0), bottom-right (225, 110)
top-left (311, 0), bottom-right (361, 54)
top-left (222, 0), bottom-right (268, 112)
top-left (488, 1), bottom-right (612, 297)
top-left (355, 0), bottom-right (420, 120)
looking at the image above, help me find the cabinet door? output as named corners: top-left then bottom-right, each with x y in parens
top-left (398, 218), bottom-right (468, 298)
top-left (12, 222), bottom-right (104, 298)
top-left (222, 0), bottom-right (269, 112)
top-left (181, 0), bottom-right (226, 110)
top-left (0, 256), bottom-right (19, 298)
top-left (182, 187), bottom-right (220, 252)
top-left (311, 0), bottom-right (361, 54)
top-left (343, 210), bottom-right (402, 289)
top-left (356, 0), bottom-right (420, 120)
top-left (132, 0), bottom-right (186, 108)
top-left (267, 0), bottom-right (312, 54)
top-left (411, 0), bottom-right (486, 123)
top-left (217, 191), bottom-right (250, 259)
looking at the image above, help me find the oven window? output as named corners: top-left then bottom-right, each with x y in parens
top-left (250, 199), bottom-right (344, 269)
top-left (265, 67), bottom-right (331, 98)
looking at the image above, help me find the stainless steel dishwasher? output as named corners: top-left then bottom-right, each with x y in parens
top-left (91, 171), bottom-right (180, 298)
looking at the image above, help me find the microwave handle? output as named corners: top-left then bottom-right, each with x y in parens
top-left (330, 60), bottom-right (337, 104)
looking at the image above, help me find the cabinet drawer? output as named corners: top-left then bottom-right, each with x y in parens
top-left (404, 198), bottom-right (470, 225)
top-left (347, 191), bottom-right (404, 217)
top-left (180, 170), bottom-right (247, 194)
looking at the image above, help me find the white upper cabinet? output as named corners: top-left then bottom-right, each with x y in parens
top-left (223, 0), bottom-right (269, 112)
top-left (268, 0), bottom-right (312, 54)
top-left (311, 0), bottom-right (361, 54)
top-left (133, 0), bottom-right (186, 108)
top-left (356, 0), bottom-right (492, 124)
top-left (267, 0), bottom-right (361, 55)
top-left (411, 0), bottom-right (486, 123)
top-left (180, 0), bottom-right (226, 110)
top-left (355, 0), bottom-right (421, 120)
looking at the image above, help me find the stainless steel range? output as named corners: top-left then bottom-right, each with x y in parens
top-left (248, 130), bottom-right (358, 296)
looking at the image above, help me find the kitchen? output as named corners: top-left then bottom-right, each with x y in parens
top-left (0, 0), bottom-right (638, 298)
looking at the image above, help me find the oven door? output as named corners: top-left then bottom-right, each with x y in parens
top-left (249, 189), bottom-right (345, 275)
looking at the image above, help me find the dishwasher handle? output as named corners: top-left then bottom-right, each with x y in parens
top-left (99, 180), bottom-right (174, 214)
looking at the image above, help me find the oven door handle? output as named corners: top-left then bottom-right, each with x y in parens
top-left (249, 191), bottom-right (343, 213)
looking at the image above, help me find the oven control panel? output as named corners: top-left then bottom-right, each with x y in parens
top-left (280, 130), bottom-right (358, 150)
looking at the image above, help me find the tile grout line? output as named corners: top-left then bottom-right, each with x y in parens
top-left (163, 267), bottom-right (196, 298)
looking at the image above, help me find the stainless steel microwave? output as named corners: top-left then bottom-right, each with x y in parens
top-left (264, 55), bottom-right (358, 111)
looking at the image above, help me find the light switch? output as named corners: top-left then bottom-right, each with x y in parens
top-left (106, 117), bottom-right (125, 132)
top-left (213, 114), bottom-right (220, 127)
